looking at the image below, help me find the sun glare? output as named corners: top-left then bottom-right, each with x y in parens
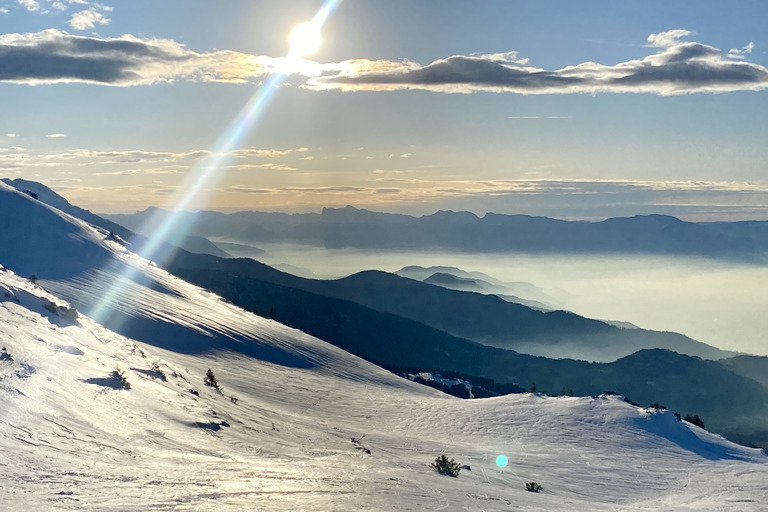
top-left (289, 22), bottom-right (322, 57)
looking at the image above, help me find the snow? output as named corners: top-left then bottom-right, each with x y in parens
top-left (2, 182), bottom-right (768, 510)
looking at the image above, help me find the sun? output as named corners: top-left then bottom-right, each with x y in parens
top-left (289, 22), bottom-right (322, 58)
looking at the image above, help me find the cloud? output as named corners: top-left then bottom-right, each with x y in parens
top-left (647, 29), bottom-right (694, 48)
top-left (225, 186), bottom-right (273, 195)
top-left (69, 7), bottom-right (110, 30)
top-left (35, 148), bottom-right (212, 165)
top-left (18, 0), bottom-right (41, 12)
top-left (92, 167), bottom-right (183, 176)
top-left (5, 133), bottom-right (17, 137)
top-left (0, 7), bottom-right (10, 14)
top-left (1, 144), bottom-right (311, 175)
top-left (280, 186), bottom-right (369, 193)
top-left (46, 133), bottom-right (67, 138)
top-left (230, 163), bottom-right (298, 171)
top-left (308, 30), bottom-right (768, 96)
top-left (0, 147), bottom-right (31, 170)
top-left (226, 185), bottom-right (403, 196)
top-left (729, 42), bottom-right (755, 60)
top-left (228, 147), bottom-right (307, 158)
top-left (2, 28), bottom-right (765, 96)
top-left (0, 29), bottom-right (277, 86)
top-left (14, 0), bottom-right (103, 15)
top-left (507, 116), bottom-right (569, 119)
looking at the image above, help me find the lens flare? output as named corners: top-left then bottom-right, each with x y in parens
top-left (496, 454), bottom-right (509, 468)
top-left (85, 0), bottom-right (344, 326)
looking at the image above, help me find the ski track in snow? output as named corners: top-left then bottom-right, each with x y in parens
top-left (1, 184), bottom-right (768, 510)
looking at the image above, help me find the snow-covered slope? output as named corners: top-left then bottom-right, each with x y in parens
top-left (2, 267), bottom-right (767, 511)
top-left (2, 181), bottom-right (768, 510)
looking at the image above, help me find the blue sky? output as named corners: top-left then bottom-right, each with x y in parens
top-left (1, 0), bottom-right (767, 219)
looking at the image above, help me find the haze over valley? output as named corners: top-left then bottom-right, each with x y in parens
top-left (107, 206), bottom-right (768, 357)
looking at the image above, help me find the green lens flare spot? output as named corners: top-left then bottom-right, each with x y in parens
top-left (496, 454), bottom-right (509, 468)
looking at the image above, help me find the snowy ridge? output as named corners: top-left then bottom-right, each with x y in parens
top-left (1, 267), bottom-right (767, 510)
top-left (2, 183), bottom-right (768, 510)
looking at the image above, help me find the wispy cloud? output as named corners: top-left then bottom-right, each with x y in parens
top-left (507, 116), bottom-right (569, 119)
top-left (2, 144), bottom-right (309, 170)
top-left (229, 163), bottom-right (298, 172)
top-left (225, 185), bottom-right (275, 195)
top-left (729, 42), bottom-right (755, 60)
top-left (45, 133), bottom-right (67, 138)
top-left (226, 185), bottom-right (402, 195)
top-left (228, 147), bottom-right (308, 158)
top-left (92, 167), bottom-right (183, 176)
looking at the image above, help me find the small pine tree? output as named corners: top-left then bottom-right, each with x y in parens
top-left (204, 368), bottom-right (220, 390)
top-left (431, 455), bottom-right (461, 477)
top-left (529, 382), bottom-right (537, 393)
top-left (683, 414), bottom-right (705, 429)
top-left (526, 481), bottom-right (543, 493)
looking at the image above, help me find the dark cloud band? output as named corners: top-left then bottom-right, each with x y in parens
top-left (1, 28), bottom-right (765, 95)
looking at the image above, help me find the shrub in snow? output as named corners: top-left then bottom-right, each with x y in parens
top-left (204, 369), bottom-right (220, 390)
top-left (42, 301), bottom-right (79, 322)
top-left (624, 396), bottom-right (640, 407)
top-left (0, 346), bottom-right (13, 362)
top-left (684, 414), bottom-right (705, 429)
top-left (58, 307), bottom-right (78, 322)
top-left (431, 455), bottom-right (461, 477)
top-left (150, 362), bottom-right (167, 381)
top-left (526, 481), bottom-right (543, 493)
top-left (112, 368), bottom-right (131, 390)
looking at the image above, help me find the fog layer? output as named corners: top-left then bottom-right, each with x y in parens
top-left (221, 241), bottom-right (768, 357)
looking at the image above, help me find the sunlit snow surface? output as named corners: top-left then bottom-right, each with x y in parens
top-left (2, 186), bottom-right (768, 510)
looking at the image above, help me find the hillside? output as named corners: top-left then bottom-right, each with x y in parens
top-left (2, 252), bottom-right (768, 510)
top-left (2, 178), bottom-right (230, 259)
top-left (2, 181), bottom-right (765, 443)
top-left (164, 251), bottom-right (732, 363)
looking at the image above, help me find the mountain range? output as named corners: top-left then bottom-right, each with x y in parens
top-left (106, 205), bottom-right (768, 261)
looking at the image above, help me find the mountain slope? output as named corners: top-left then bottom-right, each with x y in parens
top-left (160, 253), bottom-right (768, 445)
top-left (2, 264), bottom-right (768, 511)
top-left (2, 182), bottom-right (762, 445)
top-left (163, 251), bottom-right (732, 362)
top-left (2, 178), bottom-right (230, 258)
